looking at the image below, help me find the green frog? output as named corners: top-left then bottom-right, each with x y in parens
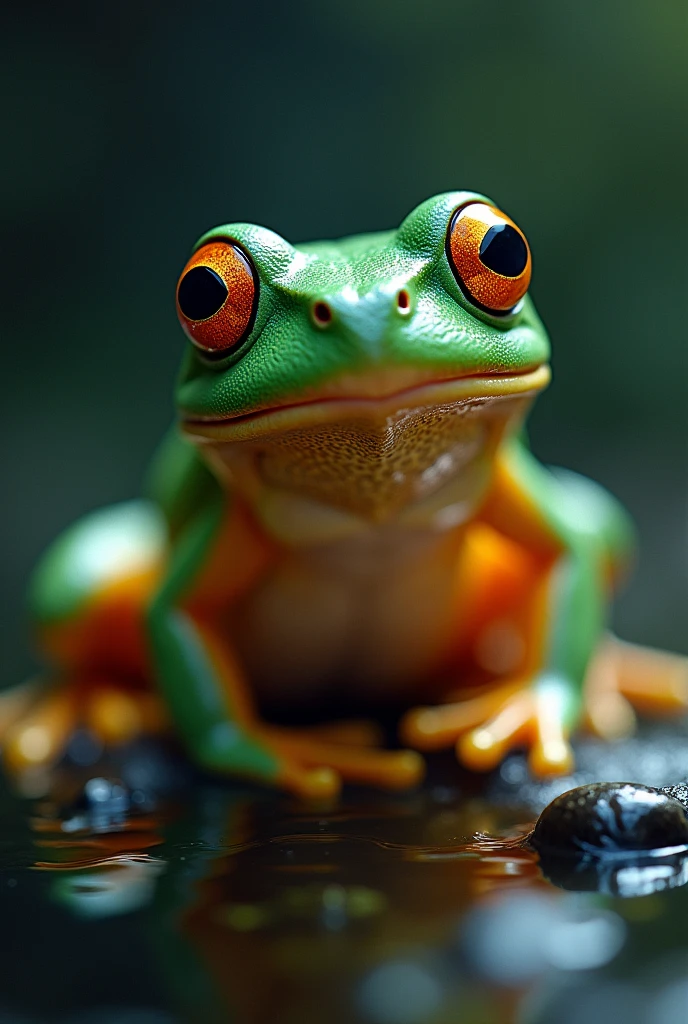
top-left (9, 191), bottom-right (686, 797)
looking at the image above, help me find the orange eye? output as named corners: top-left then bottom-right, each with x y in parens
top-left (447, 202), bottom-right (531, 314)
top-left (176, 240), bottom-right (258, 354)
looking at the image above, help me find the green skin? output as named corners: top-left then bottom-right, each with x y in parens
top-left (30, 191), bottom-right (634, 785)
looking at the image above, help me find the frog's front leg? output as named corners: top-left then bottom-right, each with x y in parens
top-left (149, 502), bottom-right (423, 799)
top-left (402, 440), bottom-right (639, 776)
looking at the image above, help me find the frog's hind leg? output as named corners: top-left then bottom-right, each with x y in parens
top-left (612, 638), bottom-right (688, 712)
top-left (539, 469), bottom-right (688, 735)
top-left (584, 635), bottom-right (688, 740)
top-left (2, 500), bottom-right (167, 774)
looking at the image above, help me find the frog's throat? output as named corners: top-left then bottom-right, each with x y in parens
top-left (181, 365), bottom-right (549, 533)
top-left (182, 364), bottom-right (550, 443)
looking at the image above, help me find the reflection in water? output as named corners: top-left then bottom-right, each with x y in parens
top-left (539, 848), bottom-right (688, 897)
top-left (461, 892), bottom-right (627, 983)
top-left (0, 761), bottom-right (687, 1023)
top-left (358, 960), bottom-right (444, 1024)
top-left (52, 857), bottom-right (166, 919)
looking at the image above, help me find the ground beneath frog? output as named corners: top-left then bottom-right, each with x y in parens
top-left (1, 721), bottom-right (687, 1024)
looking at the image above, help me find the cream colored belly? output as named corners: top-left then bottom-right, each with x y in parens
top-left (229, 529), bottom-right (464, 707)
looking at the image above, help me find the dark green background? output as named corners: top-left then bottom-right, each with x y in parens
top-left (3, 0), bottom-right (686, 687)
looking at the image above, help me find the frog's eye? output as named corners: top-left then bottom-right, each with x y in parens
top-left (447, 202), bottom-right (531, 315)
top-left (176, 240), bottom-right (258, 354)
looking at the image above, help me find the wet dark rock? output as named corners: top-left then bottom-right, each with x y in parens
top-left (530, 782), bottom-right (688, 857)
top-left (67, 777), bottom-right (131, 832)
top-left (57, 776), bottom-right (152, 834)
top-left (83, 776), bottom-right (129, 810)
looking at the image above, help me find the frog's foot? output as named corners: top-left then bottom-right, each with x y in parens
top-left (260, 724), bottom-right (425, 799)
top-left (584, 635), bottom-right (688, 740)
top-left (198, 719), bottom-right (425, 800)
top-left (0, 684), bottom-right (76, 774)
top-left (1, 682), bottom-right (169, 775)
top-left (400, 679), bottom-right (575, 777)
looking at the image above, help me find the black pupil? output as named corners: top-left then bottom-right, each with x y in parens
top-left (478, 224), bottom-right (528, 277)
top-left (178, 266), bottom-right (228, 321)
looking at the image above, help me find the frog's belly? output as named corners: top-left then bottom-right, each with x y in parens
top-left (228, 531), bottom-right (464, 711)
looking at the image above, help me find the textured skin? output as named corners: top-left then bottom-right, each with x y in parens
top-left (18, 190), bottom-right (684, 799)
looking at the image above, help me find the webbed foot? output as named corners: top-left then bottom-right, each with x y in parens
top-left (0, 681), bottom-right (169, 776)
top-left (401, 678), bottom-right (576, 777)
top-left (197, 720), bottom-right (425, 800)
top-left (584, 635), bottom-right (688, 740)
top-left (401, 635), bottom-right (688, 778)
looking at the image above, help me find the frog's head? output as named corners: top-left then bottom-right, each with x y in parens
top-left (176, 192), bottom-right (551, 538)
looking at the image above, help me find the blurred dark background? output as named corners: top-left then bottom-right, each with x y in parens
top-left (2, 0), bottom-right (686, 687)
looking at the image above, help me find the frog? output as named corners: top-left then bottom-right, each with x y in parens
top-left (7, 190), bottom-right (687, 798)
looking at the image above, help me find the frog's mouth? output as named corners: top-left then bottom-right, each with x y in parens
top-left (182, 363), bottom-right (550, 443)
top-left (181, 363), bottom-right (549, 527)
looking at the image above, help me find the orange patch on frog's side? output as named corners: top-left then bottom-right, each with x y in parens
top-left (446, 522), bottom-right (543, 682)
top-left (37, 568), bottom-right (160, 681)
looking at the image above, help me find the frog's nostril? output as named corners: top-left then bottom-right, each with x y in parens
top-left (312, 301), bottom-right (333, 327)
top-left (396, 289), bottom-right (411, 315)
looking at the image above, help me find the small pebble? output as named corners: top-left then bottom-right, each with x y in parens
top-left (530, 782), bottom-right (688, 856)
top-left (62, 777), bottom-right (133, 832)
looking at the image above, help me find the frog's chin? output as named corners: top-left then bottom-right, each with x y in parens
top-left (180, 364), bottom-right (549, 536)
top-left (181, 363), bottom-right (550, 443)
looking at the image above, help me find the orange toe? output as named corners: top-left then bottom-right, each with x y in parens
top-left (4, 689), bottom-right (74, 773)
